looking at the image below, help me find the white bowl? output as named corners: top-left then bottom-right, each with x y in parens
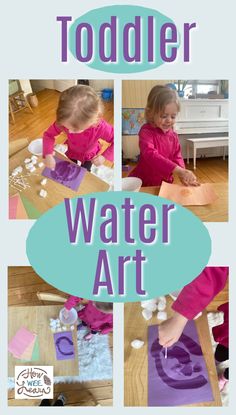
top-left (122, 177), bottom-right (142, 192)
top-left (28, 138), bottom-right (43, 156)
top-left (59, 307), bottom-right (78, 325)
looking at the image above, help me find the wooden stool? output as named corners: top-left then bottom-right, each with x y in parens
top-left (9, 80), bottom-right (33, 123)
top-left (186, 137), bottom-right (229, 169)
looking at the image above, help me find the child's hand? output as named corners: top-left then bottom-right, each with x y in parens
top-left (175, 167), bottom-right (199, 186)
top-left (92, 154), bottom-right (105, 166)
top-left (45, 154), bottom-right (56, 170)
top-left (158, 312), bottom-right (188, 348)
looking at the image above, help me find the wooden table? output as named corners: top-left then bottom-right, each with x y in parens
top-left (9, 146), bottom-right (109, 218)
top-left (8, 305), bottom-right (78, 377)
top-left (140, 182), bottom-right (228, 222)
top-left (124, 299), bottom-right (222, 407)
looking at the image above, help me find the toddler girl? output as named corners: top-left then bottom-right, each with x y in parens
top-left (43, 85), bottom-right (114, 171)
top-left (63, 296), bottom-right (113, 341)
top-left (159, 267), bottom-right (229, 390)
top-left (129, 85), bottom-right (198, 186)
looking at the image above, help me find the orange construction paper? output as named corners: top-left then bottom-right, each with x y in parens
top-left (159, 182), bottom-right (219, 206)
top-left (20, 336), bottom-right (37, 361)
top-left (16, 194), bottom-right (29, 219)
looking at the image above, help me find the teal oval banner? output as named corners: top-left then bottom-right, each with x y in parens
top-left (26, 192), bottom-right (211, 302)
top-left (69, 5), bottom-right (179, 73)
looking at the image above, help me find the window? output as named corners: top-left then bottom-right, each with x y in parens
top-left (174, 80), bottom-right (222, 98)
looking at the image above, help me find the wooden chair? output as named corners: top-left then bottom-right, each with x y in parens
top-left (9, 80), bottom-right (33, 124)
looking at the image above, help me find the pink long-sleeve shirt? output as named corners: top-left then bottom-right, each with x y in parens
top-left (43, 119), bottom-right (114, 163)
top-left (129, 123), bottom-right (185, 186)
top-left (64, 296), bottom-right (113, 335)
top-left (172, 267), bottom-right (229, 347)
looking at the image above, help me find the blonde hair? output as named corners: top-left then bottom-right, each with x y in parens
top-left (56, 85), bottom-right (103, 128)
top-left (145, 85), bottom-right (180, 123)
top-left (93, 301), bottom-right (113, 313)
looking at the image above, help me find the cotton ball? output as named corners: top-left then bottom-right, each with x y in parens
top-left (158, 296), bottom-right (166, 304)
top-left (131, 339), bottom-right (144, 349)
top-left (157, 301), bottom-right (166, 311)
top-left (145, 303), bottom-right (157, 312)
top-left (39, 189), bottom-right (47, 198)
top-left (142, 308), bottom-right (152, 321)
top-left (40, 178), bottom-right (47, 186)
top-left (157, 311), bottom-right (167, 320)
top-left (51, 325), bottom-right (57, 331)
top-left (26, 162), bottom-right (33, 170)
top-left (141, 299), bottom-right (157, 308)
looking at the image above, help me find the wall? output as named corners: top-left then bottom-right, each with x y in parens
top-left (19, 80), bottom-right (32, 95)
top-left (30, 79), bottom-right (114, 93)
top-left (30, 80), bottom-right (57, 92)
top-left (122, 80), bottom-right (173, 107)
top-left (89, 80), bottom-right (114, 92)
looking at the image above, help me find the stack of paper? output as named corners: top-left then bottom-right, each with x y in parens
top-left (8, 327), bottom-right (39, 361)
top-left (9, 194), bottom-right (28, 219)
top-left (9, 193), bottom-right (41, 219)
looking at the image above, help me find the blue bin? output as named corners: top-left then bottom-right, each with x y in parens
top-left (101, 88), bottom-right (113, 101)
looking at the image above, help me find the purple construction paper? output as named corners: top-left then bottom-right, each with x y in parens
top-left (42, 157), bottom-right (86, 191)
top-left (148, 321), bottom-right (214, 406)
top-left (53, 331), bottom-right (75, 361)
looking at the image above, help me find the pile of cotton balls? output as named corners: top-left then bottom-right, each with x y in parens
top-left (141, 296), bottom-right (167, 321)
top-left (49, 318), bottom-right (75, 332)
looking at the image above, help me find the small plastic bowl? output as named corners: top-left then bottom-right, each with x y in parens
top-left (122, 177), bottom-right (142, 192)
top-left (59, 307), bottom-right (78, 325)
top-left (28, 138), bottom-right (43, 156)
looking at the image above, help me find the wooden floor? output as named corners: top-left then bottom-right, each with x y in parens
top-left (123, 157), bottom-right (228, 184)
top-left (186, 157), bottom-right (228, 184)
top-left (8, 267), bottom-right (113, 407)
top-left (9, 89), bottom-right (114, 142)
